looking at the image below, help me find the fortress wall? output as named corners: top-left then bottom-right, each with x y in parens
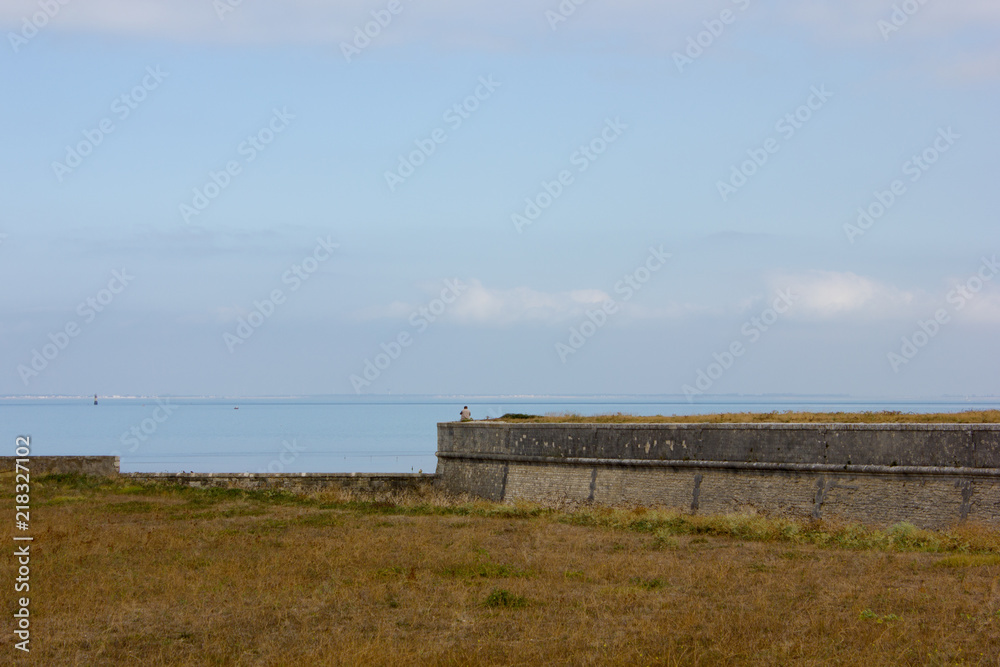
top-left (436, 422), bottom-right (1000, 528)
top-left (13, 422), bottom-right (1000, 529)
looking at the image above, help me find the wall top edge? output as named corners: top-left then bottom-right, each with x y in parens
top-left (0, 455), bottom-right (119, 459)
top-left (122, 472), bottom-right (437, 479)
top-left (437, 422), bottom-right (1000, 431)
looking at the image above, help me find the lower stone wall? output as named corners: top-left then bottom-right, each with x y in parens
top-left (0, 456), bottom-right (436, 494)
top-left (0, 456), bottom-right (119, 477)
top-left (504, 462), bottom-right (996, 528)
top-left (124, 472), bottom-right (437, 494)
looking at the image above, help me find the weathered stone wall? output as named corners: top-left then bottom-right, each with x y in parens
top-left (123, 472), bottom-right (437, 494)
top-left (0, 456), bottom-right (434, 494)
top-left (436, 422), bottom-right (1000, 528)
top-left (0, 456), bottom-right (120, 477)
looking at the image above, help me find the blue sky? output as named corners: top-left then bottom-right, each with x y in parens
top-left (1, 0), bottom-right (998, 398)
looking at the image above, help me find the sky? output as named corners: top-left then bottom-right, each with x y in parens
top-left (0, 0), bottom-right (998, 399)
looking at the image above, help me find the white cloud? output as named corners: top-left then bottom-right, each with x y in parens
top-left (451, 281), bottom-right (610, 325)
top-left (354, 278), bottom-right (735, 327)
top-left (344, 270), bottom-right (1000, 329)
top-left (4, 0), bottom-right (995, 87)
top-left (762, 267), bottom-right (1000, 324)
top-left (1, 0), bottom-right (577, 46)
top-left (768, 270), bottom-right (918, 319)
top-left (1, 0), bottom-right (997, 83)
top-left (5, 0), bottom-right (994, 55)
top-left (942, 263), bottom-right (1000, 323)
top-left (354, 279), bottom-right (615, 326)
top-left (776, 1), bottom-right (1000, 82)
top-left (959, 290), bottom-right (1000, 323)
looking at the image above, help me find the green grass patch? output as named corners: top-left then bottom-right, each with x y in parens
top-left (859, 609), bottom-right (901, 623)
top-left (629, 576), bottom-right (668, 590)
top-left (494, 410), bottom-right (1000, 424)
top-left (934, 554), bottom-right (1000, 568)
top-left (558, 509), bottom-right (986, 554)
top-left (483, 588), bottom-right (527, 609)
top-left (649, 530), bottom-right (680, 550)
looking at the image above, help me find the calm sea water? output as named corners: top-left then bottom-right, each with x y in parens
top-left (2, 395), bottom-right (997, 473)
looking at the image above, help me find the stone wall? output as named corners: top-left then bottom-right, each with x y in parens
top-left (0, 456), bottom-right (434, 494)
top-left (123, 472), bottom-right (437, 494)
top-left (436, 422), bottom-right (1000, 528)
top-left (14, 424), bottom-right (1000, 529)
top-left (0, 456), bottom-right (120, 477)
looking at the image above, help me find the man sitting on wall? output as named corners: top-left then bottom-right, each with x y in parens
top-left (460, 406), bottom-right (471, 421)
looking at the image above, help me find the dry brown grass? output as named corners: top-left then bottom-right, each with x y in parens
top-left (490, 410), bottom-right (1000, 424)
top-left (5, 475), bottom-right (1000, 665)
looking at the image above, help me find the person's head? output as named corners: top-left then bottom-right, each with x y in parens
top-left (464, 406), bottom-right (468, 409)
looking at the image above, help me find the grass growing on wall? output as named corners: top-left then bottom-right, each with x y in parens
top-left (5, 475), bottom-right (1000, 664)
top-left (494, 409), bottom-right (1000, 423)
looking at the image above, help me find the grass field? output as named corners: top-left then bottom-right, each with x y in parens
top-left (489, 410), bottom-right (1000, 424)
top-left (5, 475), bottom-right (1000, 665)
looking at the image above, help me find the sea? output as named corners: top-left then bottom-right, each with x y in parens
top-left (2, 395), bottom-right (997, 474)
